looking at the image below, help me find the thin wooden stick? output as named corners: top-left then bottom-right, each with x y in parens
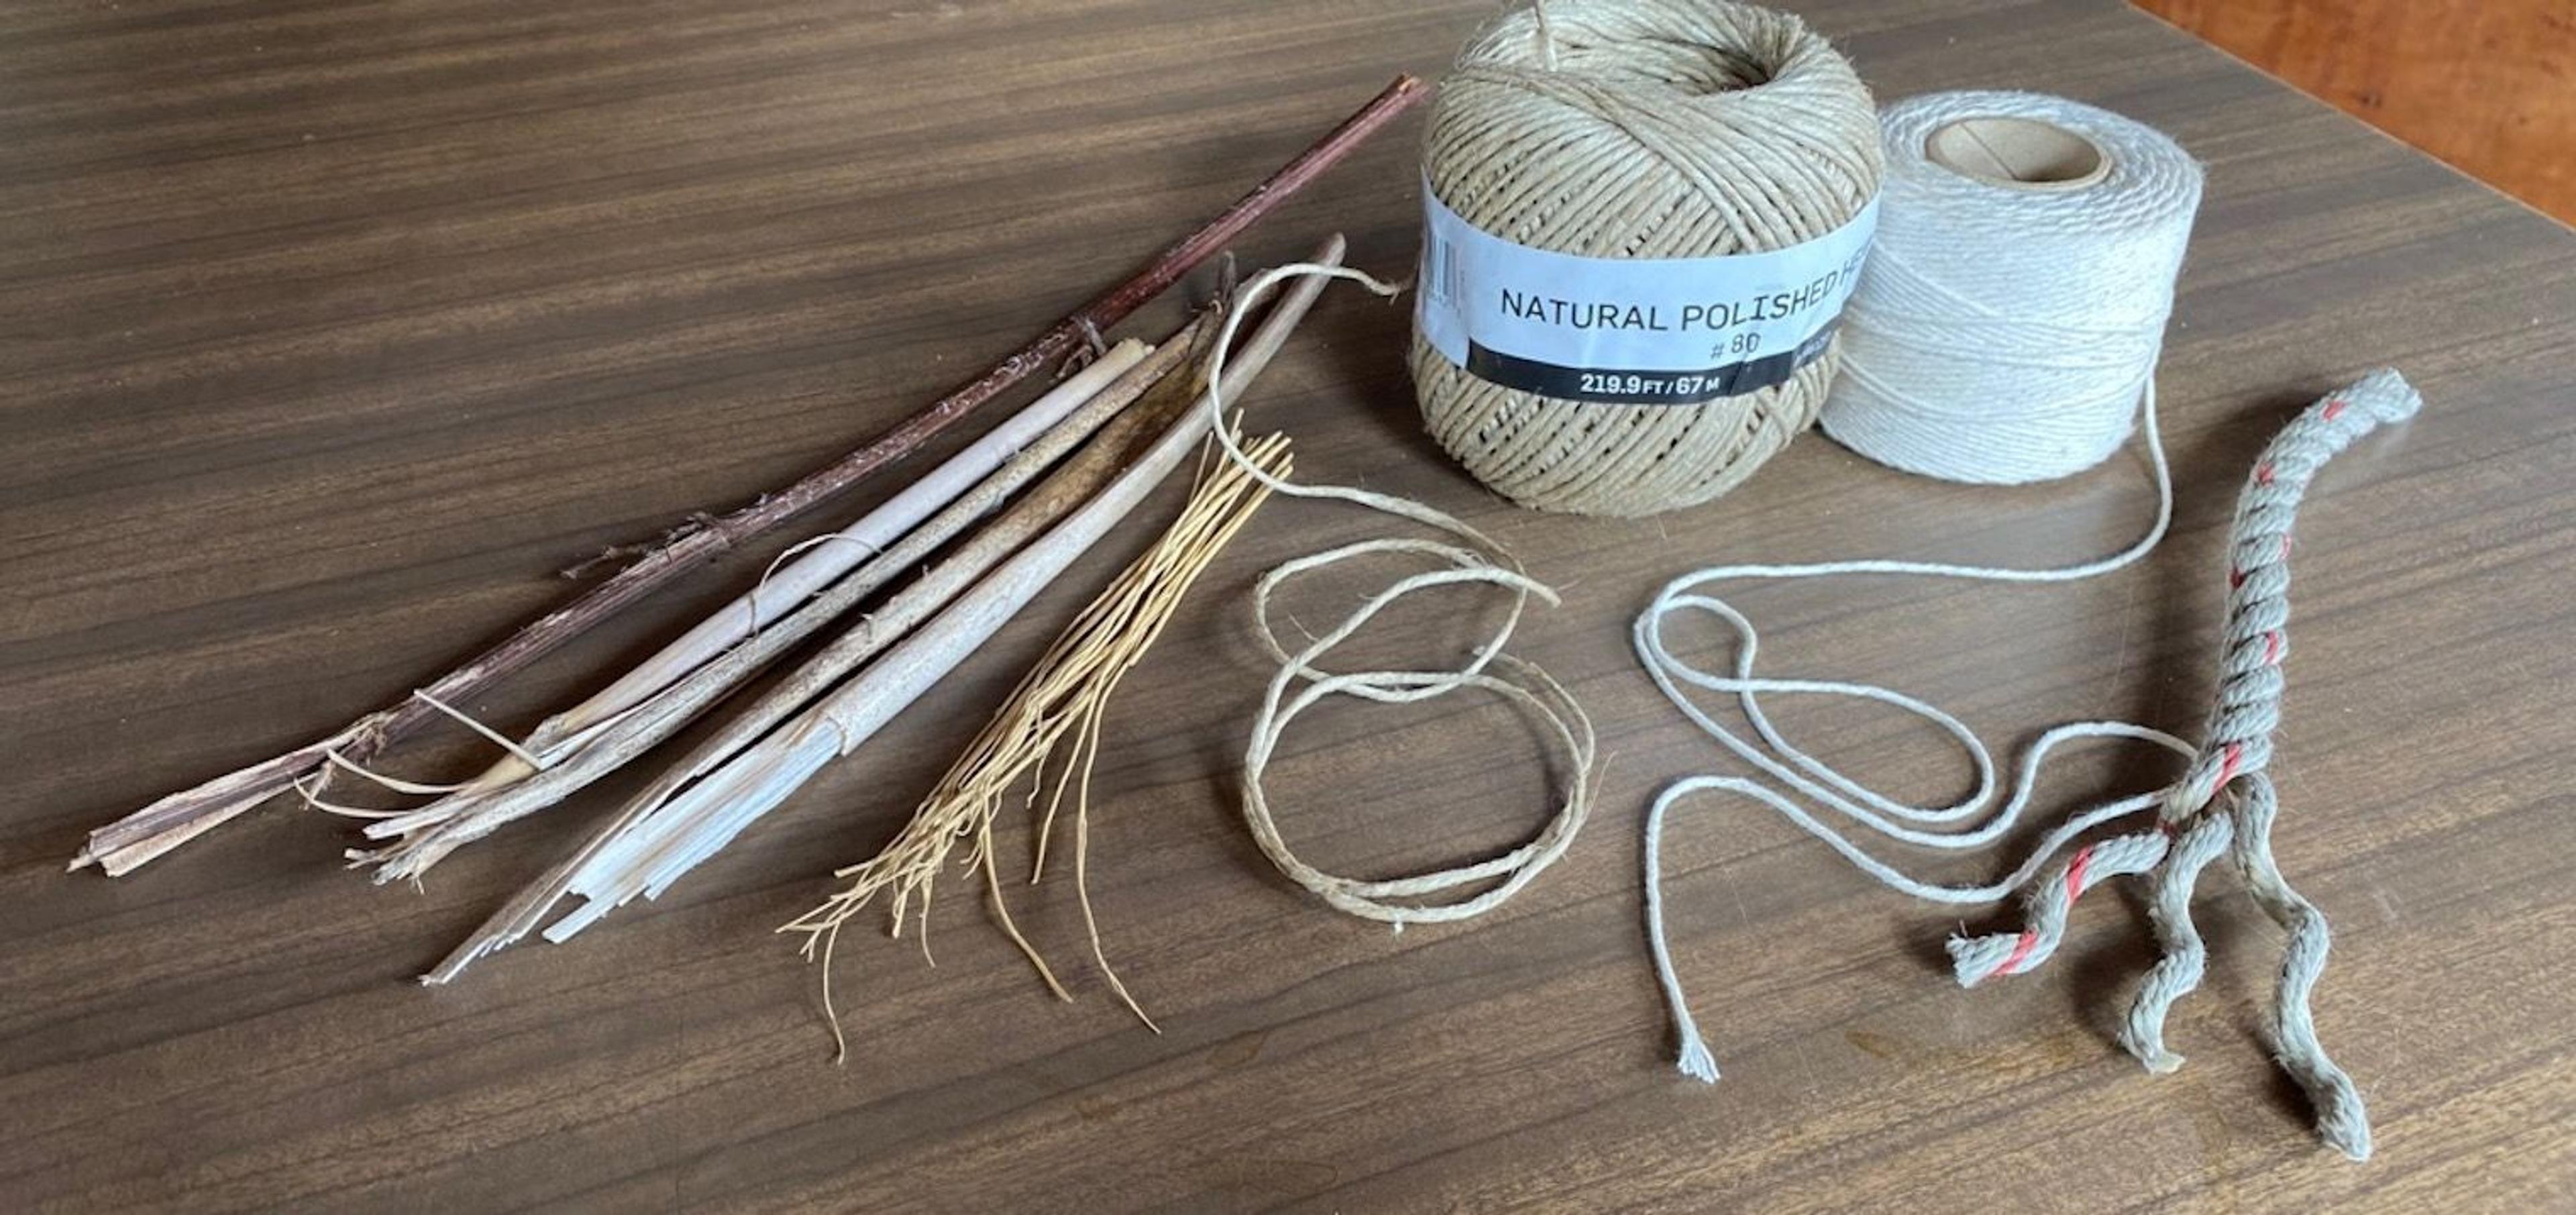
top-left (520, 339), bottom-right (1158, 760)
top-left (74, 76), bottom-right (1427, 877)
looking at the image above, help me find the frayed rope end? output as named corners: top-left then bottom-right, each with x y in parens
top-left (2131, 1043), bottom-right (2186, 1075)
top-left (1946, 933), bottom-right (2015, 988)
top-left (2284, 1049), bottom-right (2375, 1162)
top-left (2341, 368), bottom-right (2421, 425)
top-left (1674, 1028), bottom-right (1719, 1084)
top-left (2320, 1104), bottom-right (2373, 1162)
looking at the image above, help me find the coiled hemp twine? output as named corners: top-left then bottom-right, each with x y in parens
top-left (1410, 0), bottom-right (1882, 517)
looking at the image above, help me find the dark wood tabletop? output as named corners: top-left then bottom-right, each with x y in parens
top-left (6, 0), bottom-right (2572, 1210)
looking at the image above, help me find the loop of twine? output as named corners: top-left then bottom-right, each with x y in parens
top-left (1211, 264), bottom-right (1596, 926)
top-left (1242, 540), bottom-right (1595, 925)
top-left (1637, 380), bottom-right (2179, 1087)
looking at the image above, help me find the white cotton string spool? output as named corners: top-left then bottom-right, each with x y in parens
top-left (1410, 0), bottom-right (1882, 517)
top-left (1821, 91), bottom-right (2205, 482)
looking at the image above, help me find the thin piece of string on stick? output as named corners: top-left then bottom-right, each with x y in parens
top-left (307, 531), bottom-right (894, 818)
top-left (295, 688), bottom-right (548, 808)
top-left (745, 533), bottom-right (885, 641)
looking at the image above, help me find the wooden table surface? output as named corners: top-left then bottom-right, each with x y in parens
top-left (5, 0), bottom-right (2572, 1210)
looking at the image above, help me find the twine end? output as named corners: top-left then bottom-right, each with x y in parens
top-left (1945, 933), bottom-right (2002, 987)
top-left (2119, 1022), bottom-right (2186, 1075)
top-left (1675, 1030), bottom-right (1720, 1084)
top-left (2323, 1120), bottom-right (2373, 1163)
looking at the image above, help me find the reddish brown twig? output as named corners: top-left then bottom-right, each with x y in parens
top-left (76, 75), bottom-right (1428, 876)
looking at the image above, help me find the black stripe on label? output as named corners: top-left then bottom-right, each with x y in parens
top-left (1462, 324), bottom-right (1839, 405)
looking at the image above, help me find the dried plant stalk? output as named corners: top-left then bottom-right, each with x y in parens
top-left (517, 339), bottom-right (1154, 765)
top-left (72, 76), bottom-right (1426, 878)
top-left (354, 319), bottom-right (1210, 883)
top-left (423, 236), bottom-right (1341, 983)
top-left (779, 426), bottom-right (1291, 1047)
top-left (414, 329), bottom-right (1212, 975)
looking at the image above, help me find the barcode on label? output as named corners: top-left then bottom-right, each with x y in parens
top-left (1426, 229), bottom-right (1465, 307)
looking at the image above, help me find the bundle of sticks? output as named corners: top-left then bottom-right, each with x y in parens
top-left (72, 80), bottom-right (1425, 1011)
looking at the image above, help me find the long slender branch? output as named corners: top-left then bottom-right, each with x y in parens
top-left (75, 76), bottom-right (1427, 876)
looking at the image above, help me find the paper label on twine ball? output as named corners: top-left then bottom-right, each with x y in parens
top-left (1416, 180), bottom-right (1878, 406)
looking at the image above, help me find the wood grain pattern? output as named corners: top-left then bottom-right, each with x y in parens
top-left (2136, 0), bottom-right (2576, 221)
top-left (4, 1), bottom-right (2573, 1211)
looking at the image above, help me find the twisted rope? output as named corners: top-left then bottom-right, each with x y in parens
top-left (1951, 368), bottom-right (2418, 1159)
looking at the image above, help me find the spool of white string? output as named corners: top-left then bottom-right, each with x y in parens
top-left (1822, 92), bottom-right (2203, 483)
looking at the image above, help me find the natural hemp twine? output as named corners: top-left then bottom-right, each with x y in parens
top-left (1411, 0), bottom-right (1882, 516)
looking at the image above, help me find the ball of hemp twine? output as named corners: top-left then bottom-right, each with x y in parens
top-left (1821, 91), bottom-right (2206, 483)
top-left (1409, 0), bottom-right (1882, 517)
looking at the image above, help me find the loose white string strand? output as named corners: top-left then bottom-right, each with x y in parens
top-left (1640, 384), bottom-right (2192, 1077)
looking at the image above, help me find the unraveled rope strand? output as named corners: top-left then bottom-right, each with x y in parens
top-left (1947, 370), bottom-right (2418, 1159)
top-left (1210, 264), bottom-right (1596, 926)
top-left (1642, 370), bottom-right (2415, 1161)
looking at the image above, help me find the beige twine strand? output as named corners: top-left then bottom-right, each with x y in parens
top-left (1214, 264), bottom-right (1598, 925)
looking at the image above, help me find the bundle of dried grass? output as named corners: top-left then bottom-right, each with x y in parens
top-left (780, 426), bottom-right (1292, 1050)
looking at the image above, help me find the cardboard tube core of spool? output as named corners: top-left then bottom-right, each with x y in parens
top-left (1925, 116), bottom-right (2109, 190)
